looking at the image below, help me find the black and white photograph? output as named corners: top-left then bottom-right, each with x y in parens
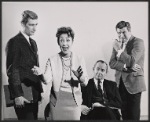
top-left (1, 1), bottom-right (148, 120)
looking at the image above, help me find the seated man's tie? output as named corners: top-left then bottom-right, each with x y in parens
top-left (98, 79), bottom-right (103, 94)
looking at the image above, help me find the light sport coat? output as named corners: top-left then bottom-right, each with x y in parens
top-left (44, 52), bottom-right (89, 106)
top-left (109, 35), bottom-right (146, 94)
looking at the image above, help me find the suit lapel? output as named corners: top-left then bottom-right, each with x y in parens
top-left (126, 35), bottom-right (135, 54)
top-left (29, 38), bottom-right (39, 66)
top-left (19, 32), bottom-right (39, 66)
top-left (103, 79), bottom-right (108, 99)
top-left (19, 32), bottom-right (37, 54)
top-left (19, 33), bottom-right (33, 52)
top-left (29, 38), bottom-right (37, 53)
top-left (87, 78), bottom-right (95, 107)
top-left (52, 54), bottom-right (63, 92)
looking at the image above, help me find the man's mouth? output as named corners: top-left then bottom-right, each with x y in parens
top-left (31, 31), bottom-right (35, 34)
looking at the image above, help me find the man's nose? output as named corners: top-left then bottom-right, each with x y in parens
top-left (33, 26), bottom-right (37, 31)
top-left (98, 70), bottom-right (102, 74)
top-left (120, 33), bottom-right (124, 38)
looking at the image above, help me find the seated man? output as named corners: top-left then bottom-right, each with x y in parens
top-left (81, 60), bottom-right (122, 120)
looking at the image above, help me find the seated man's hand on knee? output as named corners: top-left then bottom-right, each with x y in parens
top-left (92, 102), bottom-right (105, 109)
top-left (81, 105), bottom-right (91, 115)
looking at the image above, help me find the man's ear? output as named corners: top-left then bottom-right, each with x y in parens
top-left (93, 67), bottom-right (94, 71)
top-left (21, 22), bottom-right (25, 27)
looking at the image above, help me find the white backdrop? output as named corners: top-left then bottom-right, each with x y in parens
top-left (1, 2), bottom-right (148, 119)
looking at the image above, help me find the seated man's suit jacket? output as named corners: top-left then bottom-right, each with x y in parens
top-left (81, 78), bottom-right (122, 119)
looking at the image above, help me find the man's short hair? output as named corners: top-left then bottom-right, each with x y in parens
top-left (21, 10), bottom-right (38, 25)
top-left (116, 21), bottom-right (131, 31)
top-left (93, 60), bottom-right (108, 73)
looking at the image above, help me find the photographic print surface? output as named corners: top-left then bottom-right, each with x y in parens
top-left (1, 1), bottom-right (148, 120)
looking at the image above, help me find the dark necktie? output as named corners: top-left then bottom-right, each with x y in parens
top-left (29, 37), bottom-right (35, 51)
top-left (98, 79), bottom-right (103, 94)
top-left (29, 37), bottom-right (39, 66)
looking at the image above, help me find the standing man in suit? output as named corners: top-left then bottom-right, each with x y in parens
top-left (81, 60), bottom-right (122, 120)
top-left (5, 10), bottom-right (43, 120)
top-left (109, 21), bottom-right (146, 120)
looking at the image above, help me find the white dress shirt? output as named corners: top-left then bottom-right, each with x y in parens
top-left (94, 78), bottom-right (104, 92)
top-left (21, 31), bottom-right (31, 45)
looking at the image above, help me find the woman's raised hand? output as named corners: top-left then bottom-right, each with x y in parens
top-left (72, 66), bottom-right (83, 79)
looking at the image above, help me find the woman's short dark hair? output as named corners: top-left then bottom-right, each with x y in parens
top-left (93, 60), bottom-right (108, 73)
top-left (56, 27), bottom-right (75, 45)
top-left (21, 10), bottom-right (38, 25)
top-left (116, 21), bottom-right (131, 32)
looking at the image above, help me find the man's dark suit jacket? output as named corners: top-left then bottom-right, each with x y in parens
top-left (81, 78), bottom-right (122, 119)
top-left (6, 32), bottom-right (43, 102)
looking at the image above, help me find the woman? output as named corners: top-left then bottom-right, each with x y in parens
top-left (33, 27), bottom-right (88, 120)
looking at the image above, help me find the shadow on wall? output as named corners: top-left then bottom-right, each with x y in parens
top-left (101, 40), bottom-right (116, 81)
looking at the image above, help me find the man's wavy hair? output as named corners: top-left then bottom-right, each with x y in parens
top-left (116, 21), bottom-right (131, 32)
top-left (21, 10), bottom-right (38, 25)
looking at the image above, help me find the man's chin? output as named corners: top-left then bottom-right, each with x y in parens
top-left (30, 32), bottom-right (35, 36)
top-left (98, 77), bottom-right (103, 80)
